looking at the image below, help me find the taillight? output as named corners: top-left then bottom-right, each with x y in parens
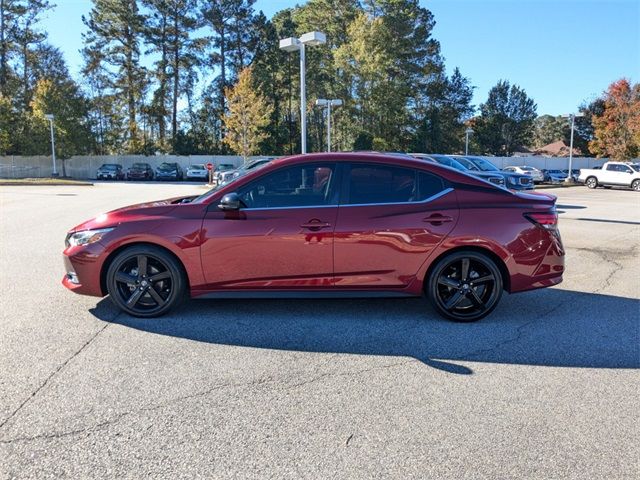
top-left (524, 211), bottom-right (558, 230)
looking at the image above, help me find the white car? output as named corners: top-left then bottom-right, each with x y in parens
top-left (503, 165), bottom-right (544, 183)
top-left (579, 162), bottom-right (640, 191)
top-left (186, 164), bottom-right (208, 180)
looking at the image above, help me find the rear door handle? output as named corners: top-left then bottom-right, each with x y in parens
top-left (423, 214), bottom-right (453, 226)
top-left (301, 220), bottom-right (332, 231)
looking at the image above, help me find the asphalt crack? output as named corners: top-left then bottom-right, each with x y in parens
top-left (464, 301), bottom-right (564, 359)
top-left (0, 322), bottom-right (111, 432)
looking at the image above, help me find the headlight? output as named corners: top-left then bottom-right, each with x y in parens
top-left (65, 228), bottom-right (114, 248)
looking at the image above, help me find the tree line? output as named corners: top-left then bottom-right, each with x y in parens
top-left (0, 0), bottom-right (638, 160)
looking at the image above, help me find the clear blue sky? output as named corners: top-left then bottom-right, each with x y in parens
top-left (43, 0), bottom-right (639, 115)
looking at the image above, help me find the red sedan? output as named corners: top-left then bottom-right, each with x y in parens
top-left (62, 153), bottom-right (564, 322)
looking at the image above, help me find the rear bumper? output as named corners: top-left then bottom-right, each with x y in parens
top-left (509, 231), bottom-right (565, 293)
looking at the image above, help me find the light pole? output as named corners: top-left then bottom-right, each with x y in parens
top-left (44, 114), bottom-right (58, 177)
top-left (562, 112), bottom-right (584, 183)
top-left (279, 31), bottom-right (327, 154)
top-left (464, 127), bottom-right (473, 155)
top-left (315, 99), bottom-right (343, 152)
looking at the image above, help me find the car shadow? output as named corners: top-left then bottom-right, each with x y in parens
top-left (90, 288), bottom-right (639, 375)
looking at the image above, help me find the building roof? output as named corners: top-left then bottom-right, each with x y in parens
top-left (534, 140), bottom-right (581, 157)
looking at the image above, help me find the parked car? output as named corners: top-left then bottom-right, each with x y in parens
top-left (219, 158), bottom-right (273, 185)
top-left (562, 169), bottom-right (580, 182)
top-left (542, 169), bottom-right (567, 183)
top-left (503, 165), bottom-right (544, 183)
top-left (213, 163), bottom-right (236, 184)
top-left (453, 156), bottom-right (534, 190)
top-left (127, 163), bottom-right (154, 181)
top-left (186, 164), bottom-right (208, 181)
top-left (96, 164), bottom-right (125, 180)
top-left (413, 154), bottom-right (506, 188)
top-left (156, 162), bottom-right (184, 181)
top-left (578, 162), bottom-right (640, 191)
top-left (63, 152), bottom-right (564, 323)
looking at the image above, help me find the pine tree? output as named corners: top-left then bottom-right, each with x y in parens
top-left (474, 80), bottom-right (537, 156)
top-left (82, 0), bottom-right (146, 153)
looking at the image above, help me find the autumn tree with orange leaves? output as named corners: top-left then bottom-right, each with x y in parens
top-left (589, 79), bottom-right (640, 160)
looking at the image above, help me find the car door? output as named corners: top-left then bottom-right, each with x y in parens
top-left (199, 162), bottom-right (339, 290)
top-left (333, 162), bottom-right (458, 289)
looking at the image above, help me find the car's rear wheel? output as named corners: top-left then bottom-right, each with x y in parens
top-left (427, 251), bottom-right (503, 322)
top-left (106, 245), bottom-right (186, 317)
top-left (631, 179), bottom-right (640, 191)
top-left (586, 176), bottom-right (598, 189)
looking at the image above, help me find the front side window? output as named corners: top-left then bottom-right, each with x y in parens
top-left (345, 164), bottom-right (444, 205)
top-left (238, 163), bottom-right (336, 209)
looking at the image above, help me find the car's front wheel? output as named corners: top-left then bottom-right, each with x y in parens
top-left (427, 251), bottom-right (503, 322)
top-left (631, 179), bottom-right (640, 192)
top-left (106, 245), bottom-right (186, 317)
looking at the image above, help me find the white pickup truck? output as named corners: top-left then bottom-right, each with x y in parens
top-left (579, 162), bottom-right (640, 191)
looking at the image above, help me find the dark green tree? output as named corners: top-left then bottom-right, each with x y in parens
top-left (82, 0), bottom-right (146, 153)
top-left (474, 80), bottom-right (537, 156)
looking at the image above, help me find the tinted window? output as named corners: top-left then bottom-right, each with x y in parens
top-left (418, 171), bottom-right (446, 200)
top-left (239, 164), bottom-right (336, 209)
top-left (346, 164), bottom-right (444, 205)
top-left (606, 164), bottom-right (629, 172)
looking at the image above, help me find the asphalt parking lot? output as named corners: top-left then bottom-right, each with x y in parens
top-left (1, 183), bottom-right (638, 479)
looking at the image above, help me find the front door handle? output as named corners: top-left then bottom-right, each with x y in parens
top-left (300, 219), bottom-right (332, 231)
top-left (423, 214), bottom-right (453, 226)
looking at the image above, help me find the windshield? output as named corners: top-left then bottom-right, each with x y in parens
top-left (132, 163), bottom-right (148, 168)
top-left (100, 164), bottom-right (118, 170)
top-left (218, 164), bottom-right (234, 171)
top-left (158, 163), bottom-right (176, 171)
top-left (521, 166), bottom-right (536, 171)
top-left (189, 165), bottom-right (205, 170)
top-left (453, 157), bottom-right (479, 171)
top-left (470, 158), bottom-right (499, 172)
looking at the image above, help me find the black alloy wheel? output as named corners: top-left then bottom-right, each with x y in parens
top-left (427, 251), bottom-right (503, 322)
top-left (106, 245), bottom-right (185, 317)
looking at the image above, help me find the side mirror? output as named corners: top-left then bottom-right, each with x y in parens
top-left (218, 192), bottom-right (241, 211)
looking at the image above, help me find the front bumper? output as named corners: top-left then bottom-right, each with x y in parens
top-left (62, 244), bottom-right (107, 297)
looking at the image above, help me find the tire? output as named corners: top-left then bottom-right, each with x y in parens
top-left (426, 251), bottom-right (503, 322)
top-left (585, 176), bottom-right (598, 189)
top-left (632, 179), bottom-right (640, 192)
top-left (106, 245), bottom-right (186, 318)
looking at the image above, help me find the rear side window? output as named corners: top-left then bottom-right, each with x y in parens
top-left (345, 164), bottom-right (444, 205)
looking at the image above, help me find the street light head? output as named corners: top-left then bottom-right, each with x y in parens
top-left (299, 31), bottom-right (326, 46)
top-left (465, 127), bottom-right (474, 134)
top-left (329, 99), bottom-right (343, 107)
top-left (44, 114), bottom-right (54, 121)
top-left (279, 37), bottom-right (301, 52)
top-left (315, 99), bottom-right (328, 106)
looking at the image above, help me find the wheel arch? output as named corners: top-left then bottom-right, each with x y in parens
top-left (100, 241), bottom-right (190, 296)
top-left (423, 245), bottom-right (511, 293)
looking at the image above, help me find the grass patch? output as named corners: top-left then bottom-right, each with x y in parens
top-left (0, 177), bottom-right (93, 186)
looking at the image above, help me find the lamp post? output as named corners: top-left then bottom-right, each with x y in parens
top-left (464, 127), bottom-right (473, 155)
top-left (279, 31), bottom-right (327, 154)
top-left (44, 114), bottom-right (58, 177)
top-left (315, 99), bottom-right (343, 152)
top-left (562, 112), bottom-right (584, 183)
